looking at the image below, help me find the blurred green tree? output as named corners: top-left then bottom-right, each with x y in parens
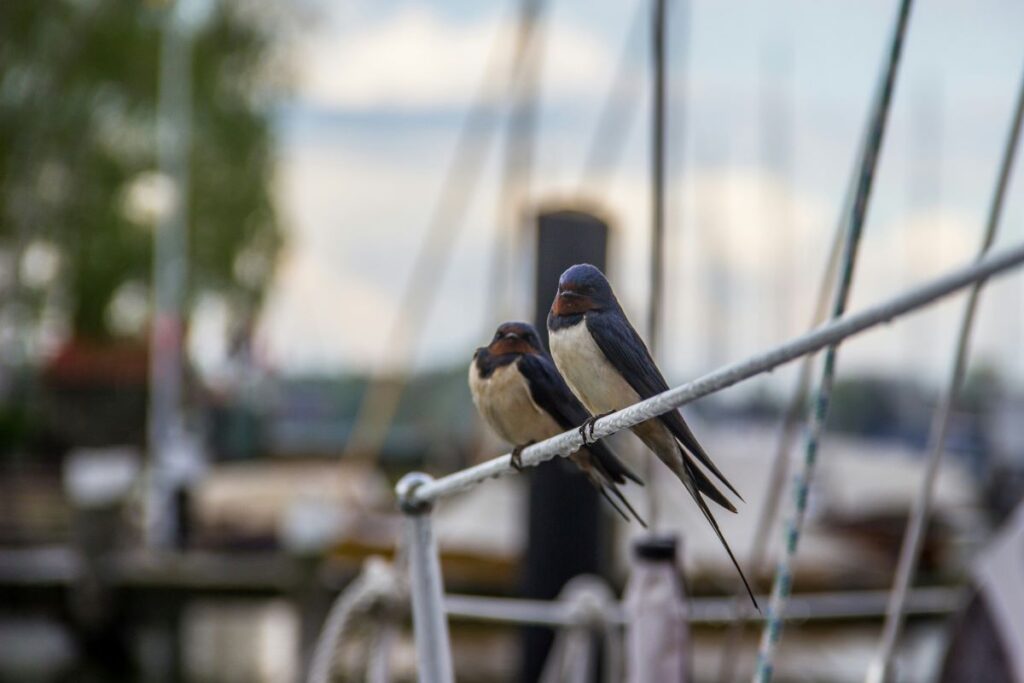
top-left (0, 0), bottom-right (283, 342)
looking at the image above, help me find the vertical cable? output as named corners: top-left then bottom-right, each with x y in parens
top-left (866, 60), bottom-right (1024, 683)
top-left (646, 0), bottom-right (669, 529)
top-left (344, 0), bottom-right (546, 463)
top-left (578, 3), bottom-right (646, 195)
top-left (488, 0), bottom-right (547, 325)
top-left (753, 1), bottom-right (913, 679)
top-left (723, 44), bottom-right (874, 683)
top-left (716, 219), bottom-right (844, 683)
top-left (147, 5), bottom-right (196, 548)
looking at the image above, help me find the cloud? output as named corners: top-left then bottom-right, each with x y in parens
top-left (265, 112), bottom-right (1024, 388)
top-left (298, 6), bottom-right (614, 111)
top-left (685, 168), bottom-right (834, 273)
top-left (268, 0), bottom-right (1024, 383)
top-left (262, 133), bottom-right (505, 373)
top-left (257, 249), bottom-right (397, 371)
top-left (875, 209), bottom-right (979, 279)
top-left (837, 207), bottom-right (997, 380)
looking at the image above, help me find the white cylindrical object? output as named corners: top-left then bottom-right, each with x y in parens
top-left (625, 535), bottom-right (688, 683)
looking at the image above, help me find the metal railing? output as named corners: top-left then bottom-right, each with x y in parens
top-left (445, 586), bottom-right (964, 627)
top-left (306, 558), bottom-right (964, 681)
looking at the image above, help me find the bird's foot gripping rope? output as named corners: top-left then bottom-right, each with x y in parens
top-left (510, 441), bottom-right (535, 471)
top-left (578, 411), bottom-right (616, 445)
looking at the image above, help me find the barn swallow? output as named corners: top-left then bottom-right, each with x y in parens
top-left (547, 264), bottom-right (757, 607)
top-left (469, 321), bottom-right (646, 526)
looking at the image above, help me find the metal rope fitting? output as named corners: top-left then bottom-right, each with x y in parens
top-left (395, 471), bottom-right (434, 515)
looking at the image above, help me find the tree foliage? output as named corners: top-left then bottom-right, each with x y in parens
top-left (0, 0), bottom-right (283, 342)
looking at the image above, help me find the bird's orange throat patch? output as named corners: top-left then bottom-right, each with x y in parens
top-left (552, 292), bottom-right (592, 317)
top-left (489, 337), bottom-right (535, 357)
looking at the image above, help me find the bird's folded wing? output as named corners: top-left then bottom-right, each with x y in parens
top-left (584, 310), bottom-right (741, 499)
top-left (517, 353), bottom-right (642, 486)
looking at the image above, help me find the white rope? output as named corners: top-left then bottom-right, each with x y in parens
top-left (401, 240), bottom-right (1024, 507)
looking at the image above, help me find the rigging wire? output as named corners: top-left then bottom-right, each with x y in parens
top-left (716, 212), bottom-right (845, 683)
top-left (866, 58), bottom-right (1024, 683)
top-left (486, 0), bottom-right (547, 327)
top-left (344, 0), bottom-right (548, 462)
top-left (720, 43), bottom-right (876, 683)
top-left (646, 0), bottom-right (669, 530)
top-left (753, 1), bottom-right (914, 680)
top-left (655, 0), bottom-right (694, 531)
top-left (576, 2), bottom-right (647, 196)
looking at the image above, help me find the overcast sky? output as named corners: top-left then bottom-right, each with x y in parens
top-left (199, 0), bottom-right (1024, 395)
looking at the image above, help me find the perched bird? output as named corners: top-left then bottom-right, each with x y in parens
top-left (547, 263), bottom-right (757, 607)
top-left (469, 321), bottom-right (646, 525)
